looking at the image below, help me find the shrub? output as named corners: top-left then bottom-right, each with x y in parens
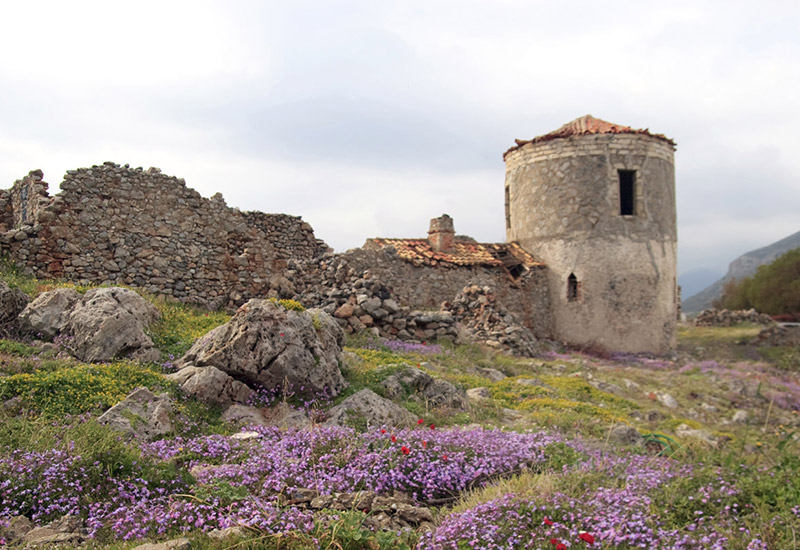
top-left (715, 248), bottom-right (800, 315)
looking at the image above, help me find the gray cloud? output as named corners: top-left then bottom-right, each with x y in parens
top-left (1, 1), bottom-right (799, 277)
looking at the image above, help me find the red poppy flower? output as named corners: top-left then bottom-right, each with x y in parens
top-left (417, 419), bottom-right (424, 425)
top-left (430, 423), bottom-right (435, 430)
top-left (280, 332), bottom-right (284, 337)
top-left (579, 532), bottom-right (595, 544)
top-left (550, 539), bottom-right (558, 545)
top-left (422, 440), bottom-right (427, 448)
top-left (401, 446), bottom-right (410, 455)
top-left (442, 454), bottom-right (447, 461)
top-left (391, 435), bottom-right (396, 443)
top-left (381, 429), bottom-right (386, 434)
top-left (556, 544), bottom-right (566, 550)
top-left (544, 518), bottom-right (554, 526)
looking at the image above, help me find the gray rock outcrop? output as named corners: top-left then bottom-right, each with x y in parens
top-left (382, 367), bottom-right (467, 410)
top-left (131, 538), bottom-right (190, 550)
top-left (98, 387), bottom-right (174, 440)
top-left (177, 299), bottom-right (346, 397)
top-left (18, 286), bottom-right (160, 362)
top-left (220, 403), bottom-right (312, 429)
top-left (18, 287), bottom-right (80, 340)
top-left (325, 388), bottom-right (414, 427)
top-left (21, 515), bottom-right (85, 547)
top-left (0, 280), bottom-right (29, 334)
top-left (66, 287), bottom-right (161, 362)
top-left (167, 365), bottom-right (253, 407)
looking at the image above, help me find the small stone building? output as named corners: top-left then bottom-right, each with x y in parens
top-left (504, 115), bottom-right (678, 353)
top-left (359, 214), bottom-right (551, 338)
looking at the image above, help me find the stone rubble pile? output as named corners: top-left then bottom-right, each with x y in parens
top-left (281, 254), bottom-right (460, 341)
top-left (692, 308), bottom-right (773, 327)
top-left (278, 255), bottom-right (541, 356)
top-left (754, 325), bottom-right (800, 347)
top-left (284, 489), bottom-right (434, 531)
top-left (447, 285), bottom-right (539, 357)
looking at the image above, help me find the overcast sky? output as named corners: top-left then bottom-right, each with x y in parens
top-left (1, 1), bottom-right (798, 278)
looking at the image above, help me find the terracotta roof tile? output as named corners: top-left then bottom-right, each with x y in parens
top-left (503, 114), bottom-right (675, 159)
top-left (365, 238), bottom-right (544, 269)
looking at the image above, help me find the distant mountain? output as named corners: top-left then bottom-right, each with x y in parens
top-left (678, 268), bottom-right (724, 299)
top-left (682, 230), bottom-right (800, 315)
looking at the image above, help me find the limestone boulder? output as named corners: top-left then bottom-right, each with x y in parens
top-left (655, 392), bottom-right (679, 409)
top-left (676, 423), bottom-right (718, 447)
top-left (178, 299), bottom-right (346, 397)
top-left (325, 389), bottom-right (414, 428)
top-left (3, 515), bottom-right (33, 544)
top-left (220, 403), bottom-right (312, 430)
top-left (221, 404), bottom-right (268, 427)
top-left (21, 515), bottom-right (85, 547)
top-left (168, 365), bottom-right (253, 407)
top-left (467, 387), bottom-right (490, 401)
top-left (423, 379), bottom-right (468, 409)
top-left (18, 287), bottom-right (81, 340)
top-left (260, 402), bottom-right (312, 429)
top-left (66, 287), bottom-right (160, 362)
top-left (0, 280), bottom-right (29, 333)
top-left (98, 387), bottom-right (174, 440)
top-left (382, 367), bottom-right (467, 410)
top-left (131, 538), bottom-right (190, 550)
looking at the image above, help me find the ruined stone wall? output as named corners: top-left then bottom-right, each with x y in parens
top-left (286, 247), bottom-right (552, 339)
top-left (0, 163), bottom-right (326, 308)
top-left (505, 134), bottom-right (677, 353)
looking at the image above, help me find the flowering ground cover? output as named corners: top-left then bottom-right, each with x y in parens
top-left (2, 419), bottom-right (798, 548)
top-left (1, 270), bottom-right (799, 548)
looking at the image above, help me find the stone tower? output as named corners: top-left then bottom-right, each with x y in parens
top-left (503, 115), bottom-right (677, 353)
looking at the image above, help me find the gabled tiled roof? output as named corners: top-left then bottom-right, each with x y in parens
top-left (503, 114), bottom-right (676, 158)
top-left (365, 238), bottom-right (544, 268)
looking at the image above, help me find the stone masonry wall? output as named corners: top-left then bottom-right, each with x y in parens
top-left (285, 247), bottom-right (552, 339)
top-left (505, 134), bottom-right (677, 353)
top-left (0, 163), bottom-right (326, 308)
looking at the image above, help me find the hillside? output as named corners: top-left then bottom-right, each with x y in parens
top-left (683, 229), bottom-right (800, 314)
top-left (0, 271), bottom-right (799, 549)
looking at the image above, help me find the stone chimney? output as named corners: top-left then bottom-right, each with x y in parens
top-left (428, 214), bottom-right (455, 252)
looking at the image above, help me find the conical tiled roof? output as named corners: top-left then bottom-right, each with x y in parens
top-left (503, 115), bottom-right (675, 158)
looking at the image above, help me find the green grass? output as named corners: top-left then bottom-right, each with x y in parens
top-left (146, 298), bottom-right (230, 359)
top-left (677, 323), bottom-right (764, 362)
top-left (0, 361), bottom-right (169, 417)
top-left (0, 339), bottom-right (39, 357)
top-left (759, 346), bottom-right (800, 371)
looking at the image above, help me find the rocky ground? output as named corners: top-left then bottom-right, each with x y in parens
top-left (0, 274), bottom-right (798, 549)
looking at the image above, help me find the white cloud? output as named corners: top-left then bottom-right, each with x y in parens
top-left (0, 1), bottom-right (798, 275)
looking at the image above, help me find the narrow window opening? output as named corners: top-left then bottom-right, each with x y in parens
top-left (619, 170), bottom-right (636, 215)
top-left (567, 273), bottom-right (579, 302)
top-left (504, 185), bottom-right (511, 230)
